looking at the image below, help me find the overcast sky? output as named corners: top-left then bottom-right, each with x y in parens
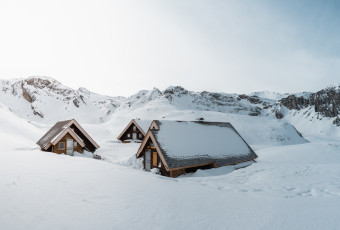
top-left (0, 0), bottom-right (339, 97)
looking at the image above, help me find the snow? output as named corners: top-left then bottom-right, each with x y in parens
top-left (154, 120), bottom-right (252, 158)
top-left (134, 119), bottom-right (152, 133)
top-left (0, 77), bottom-right (125, 124)
top-left (282, 107), bottom-right (340, 141)
top-left (249, 91), bottom-right (288, 100)
top-left (1, 117), bottom-right (340, 229)
top-left (1, 78), bottom-right (340, 229)
top-left (293, 92), bottom-right (312, 99)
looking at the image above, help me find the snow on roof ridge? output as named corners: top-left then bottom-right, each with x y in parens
top-left (149, 120), bottom-right (257, 169)
top-left (134, 119), bottom-right (153, 133)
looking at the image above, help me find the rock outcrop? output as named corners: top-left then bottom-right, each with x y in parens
top-left (279, 86), bottom-right (340, 118)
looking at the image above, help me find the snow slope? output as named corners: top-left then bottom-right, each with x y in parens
top-left (0, 77), bottom-right (124, 124)
top-left (0, 102), bottom-right (43, 149)
top-left (1, 77), bottom-right (340, 229)
top-left (109, 109), bottom-right (308, 149)
top-left (0, 107), bottom-right (340, 230)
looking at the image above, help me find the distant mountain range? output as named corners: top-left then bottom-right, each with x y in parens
top-left (0, 77), bottom-right (339, 131)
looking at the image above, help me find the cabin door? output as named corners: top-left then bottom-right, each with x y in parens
top-left (132, 133), bottom-right (137, 140)
top-left (66, 139), bottom-right (74, 156)
top-left (145, 150), bottom-right (151, 170)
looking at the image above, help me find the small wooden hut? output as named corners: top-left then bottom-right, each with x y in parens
top-left (117, 119), bottom-right (152, 143)
top-left (36, 119), bottom-right (100, 155)
top-left (136, 120), bottom-right (258, 178)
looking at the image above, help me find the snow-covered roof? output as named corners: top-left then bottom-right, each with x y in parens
top-left (146, 120), bottom-right (257, 169)
top-left (37, 120), bottom-right (71, 148)
top-left (134, 120), bottom-right (153, 133)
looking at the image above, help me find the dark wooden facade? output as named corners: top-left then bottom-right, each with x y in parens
top-left (52, 133), bottom-right (84, 154)
top-left (117, 120), bottom-right (148, 143)
top-left (120, 124), bottom-right (144, 142)
top-left (142, 139), bottom-right (169, 176)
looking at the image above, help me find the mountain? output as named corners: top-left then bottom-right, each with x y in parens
top-left (0, 76), bottom-right (339, 141)
top-left (0, 76), bottom-right (125, 123)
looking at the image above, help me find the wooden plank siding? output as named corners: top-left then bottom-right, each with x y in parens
top-left (139, 138), bottom-right (218, 178)
top-left (120, 124), bottom-right (144, 142)
top-left (141, 139), bottom-right (186, 178)
top-left (52, 133), bottom-right (84, 154)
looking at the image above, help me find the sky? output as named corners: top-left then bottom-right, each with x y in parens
top-left (0, 0), bottom-right (339, 97)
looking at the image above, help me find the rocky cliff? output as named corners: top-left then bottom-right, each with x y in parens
top-left (279, 86), bottom-right (340, 126)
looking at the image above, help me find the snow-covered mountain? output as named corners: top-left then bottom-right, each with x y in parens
top-left (1, 76), bottom-right (339, 141)
top-left (0, 77), bottom-right (125, 123)
top-left (1, 77), bottom-right (340, 230)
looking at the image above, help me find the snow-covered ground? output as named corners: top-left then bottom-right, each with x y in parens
top-left (1, 102), bottom-right (340, 229)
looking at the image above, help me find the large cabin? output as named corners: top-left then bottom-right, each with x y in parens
top-left (136, 120), bottom-right (258, 178)
top-left (117, 119), bottom-right (152, 143)
top-left (36, 119), bottom-right (100, 155)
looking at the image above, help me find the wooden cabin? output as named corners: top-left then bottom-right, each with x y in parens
top-left (36, 119), bottom-right (100, 155)
top-left (117, 119), bottom-right (152, 143)
top-left (136, 120), bottom-right (258, 178)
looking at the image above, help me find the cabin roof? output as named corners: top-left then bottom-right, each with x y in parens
top-left (36, 119), bottom-right (99, 151)
top-left (134, 120), bottom-right (153, 133)
top-left (138, 120), bottom-right (257, 170)
top-left (36, 120), bottom-right (71, 149)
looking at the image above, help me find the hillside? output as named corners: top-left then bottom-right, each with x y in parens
top-left (0, 90), bottom-right (340, 229)
top-left (1, 77), bottom-right (339, 141)
top-left (0, 77), bottom-right (124, 123)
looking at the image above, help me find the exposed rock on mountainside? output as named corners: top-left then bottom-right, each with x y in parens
top-left (311, 86), bottom-right (340, 117)
top-left (0, 77), bottom-right (123, 123)
top-left (280, 95), bottom-right (309, 110)
top-left (278, 86), bottom-right (340, 125)
top-left (0, 76), bottom-right (339, 131)
top-left (22, 82), bottom-right (34, 103)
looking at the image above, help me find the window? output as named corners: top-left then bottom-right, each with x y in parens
top-left (139, 133), bottom-right (143, 138)
top-left (74, 142), bottom-right (77, 147)
top-left (127, 133), bottom-right (131, 138)
top-left (153, 152), bottom-right (158, 167)
top-left (59, 142), bottom-right (65, 150)
top-left (133, 126), bottom-right (136, 131)
top-left (151, 142), bottom-right (155, 148)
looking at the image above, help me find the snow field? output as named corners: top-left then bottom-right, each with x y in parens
top-left (0, 102), bottom-right (340, 229)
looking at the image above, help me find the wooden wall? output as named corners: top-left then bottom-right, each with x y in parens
top-left (141, 140), bottom-right (171, 177)
top-left (52, 133), bottom-right (84, 154)
top-left (70, 124), bottom-right (96, 152)
top-left (120, 124), bottom-right (144, 141)
top-left (170, 169), bottom-right (185, 178)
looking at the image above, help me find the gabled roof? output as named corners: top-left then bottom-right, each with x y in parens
top-left (137, 120), bottom-right (257, 170)
top-left (49, 127), bottom-right (86, 148)
top-left (37, 120), bottom-right (71, 149)
top-left (36, 119), bottom-right (99, 151)
top-left (117, 119), bottom-right (152, 140)
top-left (135, 120), bottom-right (153, 134)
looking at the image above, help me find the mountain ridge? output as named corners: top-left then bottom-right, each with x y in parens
top-left (0, 77), bottom-right (339, 132)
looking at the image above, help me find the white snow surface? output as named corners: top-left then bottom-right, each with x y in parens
top-left (1, 78), bottom-right (340, 229)
top-left (134, 119), bottom-right (152, 134)
top-left (1, 112), bottom-right (340, 229)
top-left (154, 120), bottom-right (251, 158)
top-left (249, 90), bottom-right (288, 100)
